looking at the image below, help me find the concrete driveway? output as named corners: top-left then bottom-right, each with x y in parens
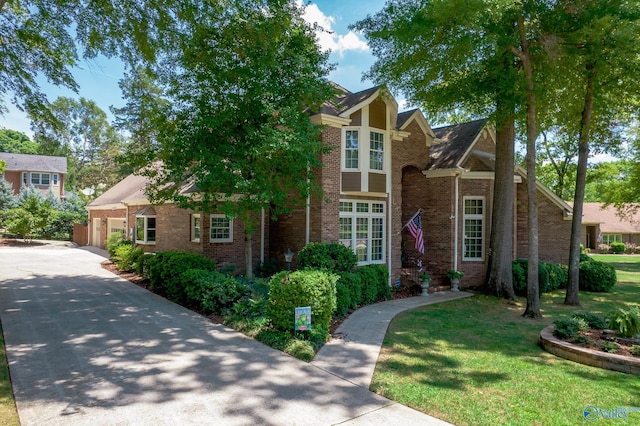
top-left (0, 245), bottom-right (449, 426)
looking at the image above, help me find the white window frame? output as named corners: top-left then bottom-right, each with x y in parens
top-left (22, 172), bottom-right (27, 184)
top-left (210, 214), bottom-right (233, 243)
top-left (29, 172), bottom-right (52, 185)
top-left (52, 173), bottom-right (59, 186)
top-left (339, 200), bottom-right (385, 265)
top-left (369, 130), bottom-right (384, 172)
top-left (344, 129), bottom-right (359, 170)
top-left (135, 215), bottom-right (156, 244)
top-left (463, 196), bottom-right (485, 261)
top-left (602, 234), bottom-right (622, 245)
top-left (191, 214), bottom-right (201, 242)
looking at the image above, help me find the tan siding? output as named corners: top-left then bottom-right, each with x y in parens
top-left (369, 99), bottom-right (386, 130)
top-left (342, 172), bottom-right (361, 192)
top-left (368, 172), bottom-right (386, 193)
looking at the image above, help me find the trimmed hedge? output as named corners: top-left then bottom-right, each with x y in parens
top-left (579, 260), bottom-right (617, 292)
top-left (146, 251), bottom-right (217, 302)
top-left (333, 264), bottom-right (390, 316)
top-left (182, 269), bottom-right (248, 314)
top-left (610, 241), bottom-right (626, 254)
top-left (267, 270), bottom-right (338, 337)
top-left (512, 260), bottom-right (568, 296)
top-left (297, 242), bottom-right (357, 273)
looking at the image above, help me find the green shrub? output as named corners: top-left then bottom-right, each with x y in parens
top-left (297, 242), bottom-right (357, 273)
top-left (512, 259), bottom-right (550, 296)
top-left (631, 345), bottom-right (640, 356)
top-left (357, 266), bottom-right (379, 305)
top-left (579, 260), bottom-right (617, 292)
top-left (337, 271), bottom-right (363, 309)
top-left (545, 262), bottom-right (568, 290)
top-left (334, 282), bottom-right (351, 318)
top-left (598, 341), bottom-right (620, 354)
top-left (181, 269), bottom-right (248, 314)
top-left (266, 270), bottom-right (338, 338)
top-left (146, 251), bottom-right (217, 302)
top-left (610, 241), bottom-right (626, 254)
top-left (572, 312), bottom-right (608, 330)
top-left (608, 307), bottom-right (640, 338)
top-left (255, 258), bottom-right (279, 277)
top-left (553, 317), bottom-right (589, 339)
top-left (114, 244), bottom-right (144, 272)
top-left (106, 232), bottom-right (129, 258)
top-left (579, 253), bottom-right (592, 262)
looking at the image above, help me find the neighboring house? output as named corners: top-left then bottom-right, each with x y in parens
top-left (0, 152), bottom-right (67, 199)
top-left (576, 202), bottom-right (640, 250)
top-left (88, 83), bottom-right (573, 287)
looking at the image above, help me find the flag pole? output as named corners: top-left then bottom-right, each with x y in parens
top-left (401, 209), bottom-right (421, 231)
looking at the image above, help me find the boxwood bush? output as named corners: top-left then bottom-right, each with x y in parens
top-left (266, 270), bottom-right (338, 338)
top-left (610, 241), bottom-right (626, 254)
top-left (579, 260), bottom-right (617, 292)
top-left (297, 242), bottom-right (357, 273)
top-left (146, 251), bottom-right (217, 302)
top-left (114, 244), bottom-right (145, 273)
top-left (337, 271), bottom-right (363, 310)
top-left (182, 269), bottom-right (248, 314)
top-left (512, 259), bottom-right (550, 296)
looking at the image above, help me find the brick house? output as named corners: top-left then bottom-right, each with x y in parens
top-left (0, 152), bottom-right (67, 199)
top-left (87, 83), bottom-right (573, 287)
top-left (576, 202), bottom-right (640, 250)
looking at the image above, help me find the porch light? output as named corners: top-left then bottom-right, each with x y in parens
top-left (284, 248), bottom-right (294, 271)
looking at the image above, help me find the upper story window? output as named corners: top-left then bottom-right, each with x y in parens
top-left (210, 214), bottom-right (233, 243)
top-left (369, 131), bottom-right (384, 171)
top-left (135, 216), bottom-right (156, 244)
top-left (25, 172), bottom-right (58, 186)
top-left (345, 130), bottom-right (359, 169)
top-left (463, 197), bottom-right (484, 261)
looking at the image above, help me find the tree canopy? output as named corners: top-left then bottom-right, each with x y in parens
top-left (0, 129), bottom-right (38, 153)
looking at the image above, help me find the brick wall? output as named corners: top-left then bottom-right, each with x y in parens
top-left (88, 208), bottom-right (127, 248)
top-left (516, 181), bottom-right (571, 264)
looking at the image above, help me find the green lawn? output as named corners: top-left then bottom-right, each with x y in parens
top-left (0, 324), bottom-right (19, 425)
top-left (371, 256), bottom-right (640, 426)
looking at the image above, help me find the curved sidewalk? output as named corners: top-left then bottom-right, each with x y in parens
top-left (312, 292), bottom-right (474, 388)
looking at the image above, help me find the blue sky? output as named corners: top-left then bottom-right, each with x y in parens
top-left (0, 0), bottom-right (388, 137)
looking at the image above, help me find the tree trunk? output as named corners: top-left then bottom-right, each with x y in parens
top-left (515, 22), bottom-right (541, 319)
top-left (486, 113), bottom-right (516, 300)
top-left (245, 229), bottom-right (253, 278)
top-left (565, 62), bottom-right (595, 306)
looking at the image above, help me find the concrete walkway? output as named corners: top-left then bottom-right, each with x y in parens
top-left (312, 292), bottom-right (474, 388)
top-left (0, 244), bottom-right (463, 425)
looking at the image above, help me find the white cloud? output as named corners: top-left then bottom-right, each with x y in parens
top-left (300, 2), bottom-right (369, 57)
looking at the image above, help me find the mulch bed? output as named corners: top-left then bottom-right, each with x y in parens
top-left (564, 329), bottom-right (640, 358)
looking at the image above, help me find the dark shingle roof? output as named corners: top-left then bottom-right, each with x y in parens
top-left (318, 84), bottom-right (383, 117)
top-left (0, 152), bottom-right (67, 173)
top-left (396, 109), bottom-right (420, 130)
top-left (428, 119), bottom-right (487, 170)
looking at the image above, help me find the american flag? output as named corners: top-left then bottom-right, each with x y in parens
top-left (405, 210), bottom-right (424, 254)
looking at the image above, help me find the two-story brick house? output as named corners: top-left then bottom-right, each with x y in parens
top-left (87, 83), bottom-right (573, 288)
top-left (0, 152), bottom-right (67, 199)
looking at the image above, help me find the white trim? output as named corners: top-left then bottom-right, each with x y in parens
top-left (339, 200), bottom-right (386, 266)
top-left (397, 109), bottom-right (436, 139)
top-left (310, 113), bottom-right (351, 127)
top-left (515, 165), bottom-right (573, 218)
top-left (342, 128), bottom-right (361, 171)
top-left (191, 213), bottom-right (201, 242)
top-left (462, 196), bottom-right (485, 261)
top-left (210, 214), bottom-right (233, 243)
top-left (423, 168), bottom-right (465, 178)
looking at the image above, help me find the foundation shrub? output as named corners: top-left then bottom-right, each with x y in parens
top-left (512, 259), bottom-right (550, 296)
top-left (297, 242), bottom-right (357, 273)
top-left (106, 232), bottom-right (129, 258)
top-left (114, 244), bottom-right (144, 273)
top-left (545, 262), bottom-right (568, 290)
top-left (579, 260), bottom-right (617, 292)
top-left (267, 270), bottom-right (338, 337)
top-left (334, 282), bottom-right (351, 318)
top-left (337, 271), bottom-right (363, 309)
top-left (357, 266), bottom-right (380, 305)
top-left (610, 241), bottom-right (626, 254)
top-left (572, 312), bottom-right (608, 330)
top-left (182, 269), bottom-right (248, 314)
top-left (146, 251), bottom-right (217, 302)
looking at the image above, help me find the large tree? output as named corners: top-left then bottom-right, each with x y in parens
top-left (0, 129), bottom-right (38, 153)
top-left (354, 0), bottom-right (524, 299)
top-left (0, 0), bottom-right (175, 122)
top-left (31, 96), bottom-right (126, 192)
top-left (538, 0), bottom-right (640, 305)
top-left (129, 0), bottom-right (335, 277)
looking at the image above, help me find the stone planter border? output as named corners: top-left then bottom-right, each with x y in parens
top-left (540, 325), bottom-right (640, 375)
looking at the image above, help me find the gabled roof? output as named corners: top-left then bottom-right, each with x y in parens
top-left (576, 202), bottom-right (640, 234)
top-left (0, 152), bottom-right (67, 174)
top-left (88, 173), bottom-right (150, 207)
top-left (318, 84), bottom-right (383, 117)
top-left (428, 119), bottom-right (488, 170)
